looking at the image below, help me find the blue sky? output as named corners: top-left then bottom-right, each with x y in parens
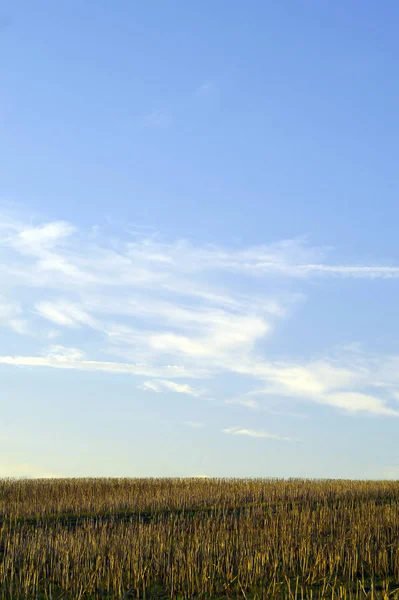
top-left (2, 1), bottom-right (399, 479)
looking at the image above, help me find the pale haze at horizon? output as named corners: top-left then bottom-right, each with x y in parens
top-left (1, 2), bottom-right (399, 479)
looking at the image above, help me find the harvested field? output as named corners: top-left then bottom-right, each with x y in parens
top-left (1, 478), bottom-right (399, 599)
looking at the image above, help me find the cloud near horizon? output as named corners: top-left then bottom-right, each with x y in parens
top-left (222, 427), bottom-right (296, 441)
top-left (2, 208), bottom-right (399, 420)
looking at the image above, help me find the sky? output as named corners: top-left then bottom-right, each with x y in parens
top-left (1, 1), bottom-right (399, 479)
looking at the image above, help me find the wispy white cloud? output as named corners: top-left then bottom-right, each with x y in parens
top-left (16, 221), bottom-right (76, 252)
top-left (138, 380), bottom-right (162, 393)
top-left (2, 209), bottom-right (399, 419)
top-left (35, 301), bottom-right (98, 328)
top-left (222, 427), bottom-right (295, 441)
top-left (184, 421), bottom-right (205, 428)
top-left (139, 379), bottom-right (205, 396)
top-left (243, 353), bottom-right (399, 416)
top-left (0, 346), bottom-right (202, 379)
top-left (325, 392), bottom-right (399, 416)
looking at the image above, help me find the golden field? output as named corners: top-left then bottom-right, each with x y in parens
top-left (1, 478), bottom-right (399, 599)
